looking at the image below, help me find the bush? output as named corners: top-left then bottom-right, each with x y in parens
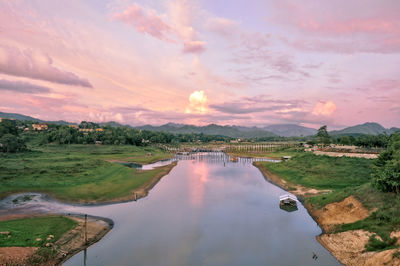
top-left (372, 133), bottom-right (400, 193)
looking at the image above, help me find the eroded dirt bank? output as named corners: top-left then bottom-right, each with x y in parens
top-left (254, 162), bottom-right (398, 266)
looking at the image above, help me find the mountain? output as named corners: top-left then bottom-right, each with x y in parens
top-left (263, 124), bottom-right (317, 137)
top-left (0, 112), bottom-right (76, 125)
top-left (136, 124), bottom-right (277, 138)
top-left (0, 112), bottom-right (42, 122)
top-left (387, 127), bottom-right (400, 134)
top-left (99, 121), bottom-right (132, 128)
top-left (330, 122), bottom-right (387, 135)
top-left (2, 111), bottom-right (399, 137)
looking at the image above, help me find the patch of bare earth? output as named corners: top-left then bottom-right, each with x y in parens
top-left (318, 230), bottom-right (400, 266)
top-left (313, 151), bottom-right (378, 159)
top-left (52, 216), bottom-right (111, 264)
top-left (0, 247), bottom-right (38, 266)
top-left (312, 196), bottom-right (371, 232)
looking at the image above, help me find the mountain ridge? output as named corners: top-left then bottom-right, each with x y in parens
top-left (1, 112), bottom-right (399, 137)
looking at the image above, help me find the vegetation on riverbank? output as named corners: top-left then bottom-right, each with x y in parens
top-left (0, 215), bottom-right (112, 265)
top-left (0, 216), bottom-right (76, 247)
top-left (255, 148), bottom-right (400, 254)
top-left (0, 145), bottom-right (175, 202)
top-left (226, 147), bottom-right (300, 160)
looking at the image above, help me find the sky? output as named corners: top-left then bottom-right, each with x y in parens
top-left (1, 0), bottom-right (400, 129)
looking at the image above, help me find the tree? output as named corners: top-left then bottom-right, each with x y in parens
top-left (372, 133), bottom-right (400, 193)
top-left (317, 125), bottom-right (331, 146)
top-left (0, 119), bottom-right (18, 137)
top-left (0, 134), bottom-right (26, 153)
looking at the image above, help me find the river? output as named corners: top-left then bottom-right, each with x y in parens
top-left (0, 153), bottom-right (341, 266)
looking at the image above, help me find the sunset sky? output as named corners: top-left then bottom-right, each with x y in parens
top-left (1, 0), bottom-right (400, 129)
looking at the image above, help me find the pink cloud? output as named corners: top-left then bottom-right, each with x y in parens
top-left (112, 2), bottom-right (206, 54)
top-left (0, 45), bottom-right (92, 87)
top-left (312, 101), bottom-right (337, 116)
top-left (206, 17), bottom-right (238, 38)
top-left (111, 3), bottom-right (173, 41)
top-left (183, 41), bottom-right (206, 54)
top-left (275, 1), bottom-right (400, 53)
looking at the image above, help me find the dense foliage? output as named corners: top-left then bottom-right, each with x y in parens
top-left (0, 120), bottom-right (232, 151)
top-left (372, 133), bottom-right (400, 193)
top-left (0, 119), bottom-right (26, 152)
top-left (31, 125), bottom-right (231, 145)
top-left (334, 134), bottom-right (390, 148)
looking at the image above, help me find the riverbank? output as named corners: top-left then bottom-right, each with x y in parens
top-left (0, 214), bottom-right (112, 265)
top-left (253, 153), bottom-right (400, 266)
top-left (0, 145), bottom-right (175, 203)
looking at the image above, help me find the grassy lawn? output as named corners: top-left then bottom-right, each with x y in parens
top-left (262, 152), bottom-right (373, 190)
top-left (0, 216), bottom-right (77, 247)
top-left (257, 150), bottom-right (400, 251)
top-left (0, 145), bottom-right (174, 202)
top-left (227, 148), bottom-right (300, 159)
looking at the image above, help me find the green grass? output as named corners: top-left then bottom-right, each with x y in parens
top-left (227, 147), bottom-right (301, 159)
top-left (260, 152), bottom-right (373, 190)
top-left (257, 150), bottom-right (400, 251)
top-left (0, 145), bottom-right (173, 202)
top-left (0, 216), bottom-right (77, 247)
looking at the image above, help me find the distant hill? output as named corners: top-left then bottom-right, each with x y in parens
top-left (136, 124), bottom-right (277, 138)
top-left (330, 122), bottom-right (387, 135)
top-left (0, 112), bottom-right (42, 122)
top-left (0, 112), bottom-right (76, 125)
top-left (264, 124), bottom-right (317, 137)
top-left (1, 111), bottom-right (399, 137)
top-left (388, 127), bottom-right (400, 134)
top-left (99, 121), bottom-right (132, 128)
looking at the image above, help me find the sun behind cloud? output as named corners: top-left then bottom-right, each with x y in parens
top-left (186, 90), bottom-right (208, 114)
top-left (312, 101), bottom-right (337, 116)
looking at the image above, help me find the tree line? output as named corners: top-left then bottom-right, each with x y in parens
top-left (306, 125), bottom-right (391, 148)
top-left (0, 119), bottom-right (232, 152)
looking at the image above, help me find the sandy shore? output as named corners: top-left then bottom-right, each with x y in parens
top-left (0, 214), bottom-right (112, 266)
top-left (253, 162), bottom-right (399, 266)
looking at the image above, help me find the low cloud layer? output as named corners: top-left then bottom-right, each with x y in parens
top-left (0, 45), bottom-right (92, 87)
top-left (0, 79), bottom-right (51, 94)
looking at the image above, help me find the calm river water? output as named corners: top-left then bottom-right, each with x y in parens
top-left (1, 153), bottom-right (341, 266)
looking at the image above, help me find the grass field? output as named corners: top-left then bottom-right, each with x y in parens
top-left (227, 148), bottom-right (300, 159)
top-left (263, 152), bottom-right (373, 190)
top-left (0, 145), bottom-right (174, 202)
top-left (256, 150), bottom-right (400, 251)
top-left (0, 216), bottom-right (77, 247)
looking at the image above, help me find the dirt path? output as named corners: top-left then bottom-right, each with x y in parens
top-left (313, 150), bottom-right (378, 159)
top-left (0, 247), bottom-right (38, 266)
